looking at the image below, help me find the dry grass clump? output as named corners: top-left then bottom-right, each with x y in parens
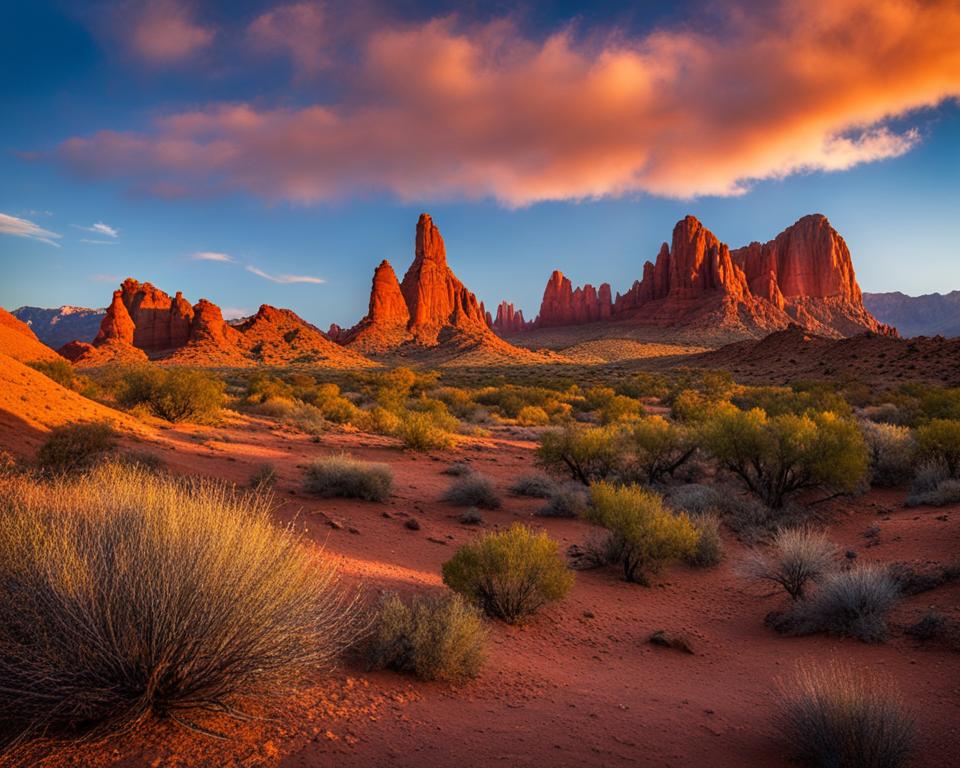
top-left (778, 661), bottom-right (915, 768)
top-left (509, 473), bottom-right (557, 498)
top-left (745, 527), bottom-right (837, 601)
top-left (442, 524), bottom-right (573, 623)
top-left (860, 421), bottom-right (915, 487)
top-left (685, 512), bottom-right (724, 567)
top-left (249, 463), bottom-right (279, 490)
top-left (785, 566), bottom-right (900, 643)
top-left (441, 461), bottom-right (473, 476)
top-left (0, 463), bottom-right (359, 747)
top-left (305, 454), bottom-right (393, 502)
top-left (458, 508), bottom-right (484, 525)
top-left (905, 460), bottom-right (960, 507)
top-left (442, 473), bottom-right (502, 510)
top-left (536, 482), bottom-right (589, 518)
top-left (36, 422), bottom-right (116, 475)
top-left (363, 592), bottom-right (486, 682)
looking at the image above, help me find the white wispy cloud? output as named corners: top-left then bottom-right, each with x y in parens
top-left (75, 221), bottom-right (119, 238)
top-left (221, 307), bottom-right (250, 320)
top-left (0, 212), bottom-right (62, 247)
top-left (91, 273), bottom-right (121, 283)
top-left (192, 251), bottom-right (234, 262)
top-left (246, 265), bottom-right (325, 284)
top-left (80, 238), bottom-right (118, 245)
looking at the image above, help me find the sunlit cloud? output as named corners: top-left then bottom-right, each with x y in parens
top-left (76, 221), bottom-right (119, 238)
top-left (128, 0), bottom-right (215, 65)
top-left (54, 0), bottom-right (960, 205)
top-left (246, 265), bottom-right (325, 284)
top-left (192, 251), bottom-right (234, 262)
top-left (0, 212), bottom-right (62, 247)
top-left (248, 1), bottom-right (328, 76)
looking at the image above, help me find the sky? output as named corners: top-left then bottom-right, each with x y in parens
top-left (1, 0), bottom-right (959, 329)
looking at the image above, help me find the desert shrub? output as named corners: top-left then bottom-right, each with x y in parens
top-left (397, 411), bottom-right (457, 451)
top-left (257, 397), bottom-right (328, 435)
top-left (686, 512), bottom-right (724, 567)
top-left (778, 661), bottom-right (915, 768)
top-left (670, 389), bottom-right (716, 423)
top-left (509, 473), bottom-right (557, 498)
top-left (458, 508), bottom-right (484, 525)
top-left (906, 478), bottom-right (960, 507)
top-left (28, 358), bottom-right (76, 389)
top-left (624, 372), bottom-right (670, 399)
top-left (860, 421), bottom-right (915, 487)
top-left (245, 372), bottom-right (293, 403)
top-left (598, 395), bottom-right (644, 425)
top-left (537, 482), bottom-right (590, 518)
top-left (703, 408), bottom-right (869, 509)
top-left (36, 422), bottom-right (116, 474)
top-left (0, 463), bottom-right (358, 744)
top-left (745, 527), bottom-right (837, 601)
top-left (915, 419), bottom-right (960, 477)
top-left (918, 386), bottom-right (960, 421)
top-left (788, 566), bottom-right (899, 643)
top-left (442, 524), bottom-right (574, 623)
top-left (249, 463), bottom-right (278, 490)
top-left (624, 416), bottom-right (698, 485)
top-left (442, 473), bottom-right (501, 510)
top-left (536, 425), bottom-right (623, 485)
top-left (118, 367), bottom-right (225, 423)
top-left (305, 454), bottom-right (393, 502)
top-left (516, 405), bottom-right (550, 426)
top-left (363, 592), bottom-right (485, 682)
top-left (723, 497), bottom-right (810, 543)
top-left (734, 385), bottom-right (852, 419)
top-left (441, 461), bottom-right (473, 476)
top-left (665, 483), bottom-right (723, 516)
top-left (585, 483), bottom-right (698, 584)
top-left (363, 406), bottom-right (403, 436)
top-left (433, 386), bottom-right (476, 419)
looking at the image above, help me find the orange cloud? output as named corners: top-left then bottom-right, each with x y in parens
top-left (129, 0), bottom-right (214, 65)
top-left (57, 0), bottom-right (960, 204)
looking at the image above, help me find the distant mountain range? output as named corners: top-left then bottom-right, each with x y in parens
top-left (12, 305), bottom-right (106, 349)
top-left (863, 292), bottom-right (960, 338)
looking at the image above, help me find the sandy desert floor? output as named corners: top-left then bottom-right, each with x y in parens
top-left (10, 408), bottom-right (957, 768)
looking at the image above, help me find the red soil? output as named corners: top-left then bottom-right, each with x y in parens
top-left (0, 398), bottom-right (954, 768)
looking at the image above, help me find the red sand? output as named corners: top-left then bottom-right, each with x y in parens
top-left (1, 393), bottom-right (958, 767)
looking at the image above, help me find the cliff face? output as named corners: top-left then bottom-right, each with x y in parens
top-left (498, 214), bottom-right (892, 339)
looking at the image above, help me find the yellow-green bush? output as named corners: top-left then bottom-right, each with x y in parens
top-left (536, 425), bottom-right (623, 485)
top-left (442, 524), bottom-right (573, 623)
top-left (117, 367), bottom-right (225, 423)
top-left (585, 483), bottom-right (698, 584)
top-left (703, 408), bottom-right (868, 509)
top-left (915, 419), bottom-right (960, 477)
top-left (624, 416), bottom-right (698, 485)
top-left (517, 405), bottom-right (550, 426)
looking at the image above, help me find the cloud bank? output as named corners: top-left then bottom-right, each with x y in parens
top-left (56, 0), bottom-right (960, 205)
top-left (128, 0), bottom-right (214, 65)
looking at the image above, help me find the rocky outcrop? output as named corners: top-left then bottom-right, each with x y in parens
top-left (535, 271), bottom-right (614, 328)
top-left (510, 214), bottom-right (891, 339)
top-left (94, 290), bottom-right (136, 345)
top-left (340, 213), bottom-right (526, 359)
top-left (398, 214), bottom-right (489, 343)
top-left (492, 302), bottom-right (531, 335)
top-left (116, 279), bottom-right (194, 351)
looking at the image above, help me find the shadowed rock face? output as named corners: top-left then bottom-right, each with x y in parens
top-left (511, 214), bottom-right (892, 339)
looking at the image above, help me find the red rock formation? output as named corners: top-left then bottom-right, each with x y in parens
top-left (492, 302), bottom-right (531, 335)
top-left (536, 271), bottom-right (614, 328)
top-left (58, 340), bottom-right (94, 362)
top-left (93, 290), bottom-right (136, 345)
top-left (339, 260), bottom-right (413, 353)
top-left (519, 214), bottom-right (891, 339)
top-left (115, 278), bottom-right (194, 350)
top-left (188, 299), bottom-right (236, 347)
top-left (399, 214), bottom-right (488, 343)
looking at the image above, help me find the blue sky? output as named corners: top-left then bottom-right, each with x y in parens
top-left (1, 0), bottom-right (959, 328)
